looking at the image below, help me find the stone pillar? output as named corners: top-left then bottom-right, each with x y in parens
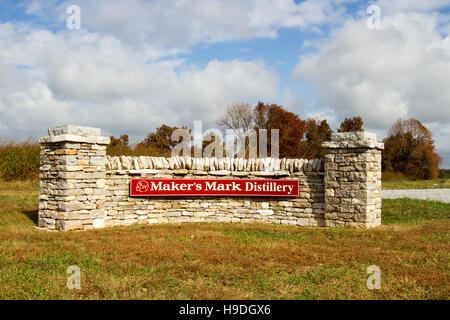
top-left (38, 125), bottom-right (110, 231)
top-left (322, 132), bottom-right (384, 228)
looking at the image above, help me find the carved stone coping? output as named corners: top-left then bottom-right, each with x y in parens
top-left (106, 169), bottom-right (319, 177)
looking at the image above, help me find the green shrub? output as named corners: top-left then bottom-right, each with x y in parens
top-left (439, 169), bottom-right (450, 178)
top-left (0, 141), bottom-right (40, 181)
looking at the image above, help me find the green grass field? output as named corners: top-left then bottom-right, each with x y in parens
top-left (382, 178), bottom-right (450, 190)
top-left (0, 181), bottom-right (448, 300)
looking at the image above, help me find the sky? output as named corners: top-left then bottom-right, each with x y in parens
top-left (0, 0), bottom-right (449, 167)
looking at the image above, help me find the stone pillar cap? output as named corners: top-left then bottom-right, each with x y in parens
top-left (40, 124), bottom-right (110, 145)
top-left (48, 125), bottom-right (101, 137)
top-left (322, 131), bottom-right (384, 149)
top-left (331, 131), bottom-right (377, 142)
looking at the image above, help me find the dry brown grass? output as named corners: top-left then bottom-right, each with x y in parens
top-left (0, 181), bottom-right (448, 299)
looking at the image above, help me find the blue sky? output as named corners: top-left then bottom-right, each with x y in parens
top-left (0, 0), bottom-right (449, 167)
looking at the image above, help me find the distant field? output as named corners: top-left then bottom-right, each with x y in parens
top-left (0, 181), bottom-right (448, 300)
top-left (382, 178), bottom-right (450, 190)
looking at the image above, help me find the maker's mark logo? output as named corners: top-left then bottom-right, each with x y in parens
top-left (136, 180), bottom-right (149, 193)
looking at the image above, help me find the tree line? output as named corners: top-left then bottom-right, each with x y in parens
top-left (108, 101), bottom-right (441, 180)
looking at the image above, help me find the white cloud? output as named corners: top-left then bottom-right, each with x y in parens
top-left (294, 10), bottom-right (450, 166)
top-left (426, 122), bottom-right (450, 168)
top-left (23, 0), bottom-right (352, 58)
top-left (0, 82), bottom-right (75, 136)
top-left (374, 0), bottom-right (450, 14)
top-left (0, 22), bottom-right (278, 139)
top-left (295, 13), bottom-right (450, 126)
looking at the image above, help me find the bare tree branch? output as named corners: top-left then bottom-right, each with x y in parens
top-left (217, 102), bottom-right (254, 140)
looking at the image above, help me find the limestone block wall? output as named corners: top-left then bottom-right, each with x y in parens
top-left (38, 125), bottom-right (383, 231)
top-left (102, 158), bottom-right (325, 228)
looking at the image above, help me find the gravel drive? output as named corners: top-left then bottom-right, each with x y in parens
top-left (382, 189), bottom-right (450, 203)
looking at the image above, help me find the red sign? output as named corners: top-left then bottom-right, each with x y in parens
top-left (130, 179), bottom-right (299, 197)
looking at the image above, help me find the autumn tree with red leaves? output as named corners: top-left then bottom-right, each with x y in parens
top-left (253, 102), bottom-right (307, 158)
top-left (383, 118), bottom-right (441, 180)
top-left (302, 119), bottom-right (333, 159)
top-left (217, 101), bottom-right (332, 158)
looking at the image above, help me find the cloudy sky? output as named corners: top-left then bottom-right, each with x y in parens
top-left (0, 0), bottom-right (449, 167)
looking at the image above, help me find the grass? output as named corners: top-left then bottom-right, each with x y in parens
top-left (382, 198), bottom-right (449, 225)
top-left (382, 178), bottom-right (450, 190)
top-left (0, 180), bottom-right (448, 300)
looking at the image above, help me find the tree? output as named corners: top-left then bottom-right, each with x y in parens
top-left (110, 134), bottom-right (129, 147)
top-left (253, 101), bottom-right (270, 130)
top-left (107, 134), bottom-right (132, 156)
top-left (217, 102), bottom-right (254, 142)
top-left (338, 116), bottom-right (364, 132)
top-left (143, 124), bottom-right (190, 156)
top-left (253, 102), bottom-right (307, 158)
top-left (202, 130), bottom-right (225, 158)
top-left (217, 102), bottom-right (256, 158)
top-left (217, 101), bottom-right (314, 158)
top-left (302, 119), bottom-right (333, 158)
top-left (382, 118), bottom-right (441, 180)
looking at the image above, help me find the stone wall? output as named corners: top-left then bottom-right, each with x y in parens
top-left (38, 125), bottom-right (383, 231)
top-left (322, 132), bottom-right (384, 228)
top-left (103, 161), bottom-right (325, 228)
